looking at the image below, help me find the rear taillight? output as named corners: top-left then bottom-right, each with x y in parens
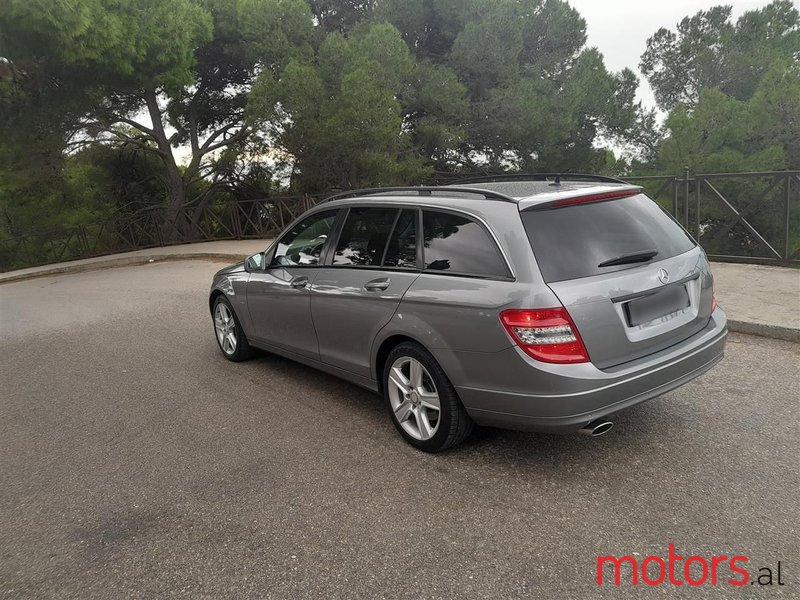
top-left (500, 308), bottom-right (590, 364)
top-left (711, 293), bottom-right (718, 312)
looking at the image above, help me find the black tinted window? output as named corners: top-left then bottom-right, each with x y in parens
top-left (272, 210), bottom-right (338, 267)
top-left (422, 211), bottom-right (508, 278)
top-left (333, 207), bottom-right (398, 266)
top-left (383, 209), bottom-right (417, 268)
top-left (521, 194), bottom-right (696, 283)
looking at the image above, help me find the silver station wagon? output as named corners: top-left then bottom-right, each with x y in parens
top-left (209, 175), bottom-right (727, 452)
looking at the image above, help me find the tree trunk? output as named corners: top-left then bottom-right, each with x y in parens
top-left (186, 183), bottom-right (219, 240)
top-left (162, 164), bottom-right (188, 243)
top-left (144, 89), bottom-right (188, 243)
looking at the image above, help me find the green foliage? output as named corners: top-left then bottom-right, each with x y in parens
top-left (0, 142), bottom-right (160, 249)
top-left (375, 0), bottom-right (468, 60)
top-left (635, 1), bottom-right (799, 174)
top-left (308, 0), bottom-right (377, 34)
top-left (403, 61), bottom-right (469, 165)
top-left (749, 60), bottom-right (800, 169)
top-left (449, 2), bottom-right (525, 99)
top-left (641, 1), bottom-right (799, 112)
top-left (1, 0), bottom-right (797, 270)
top-left (0, 0), bottom-right (306, 245)
top-left (653, 54), bottom-right (798, 174)
top-left (239, 0), bottom-right (314, 67)
top-left (254, 23), bottom-right (427, 191)
top-left (1, 0), bottom-right (212, 91)
top-left (370, 0), bottom-right (639, 172)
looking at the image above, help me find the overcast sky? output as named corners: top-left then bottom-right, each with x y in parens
top-left (566, 0), bottom-right (778, 109)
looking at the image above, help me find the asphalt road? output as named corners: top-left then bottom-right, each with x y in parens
top-left (1, 261), bottom-right (798, 599)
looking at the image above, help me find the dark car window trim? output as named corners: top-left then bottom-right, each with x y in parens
top-left (415, 207), bottom-right (424, 270)
top-left (420, 270), bottom-right (515, 282)
top-left (380, 209), bottom-right (403, 267)
top-left (320, 207), bottom-right (349, 266)
top-left (316, 264), bottom-right (422, 273)
top-left (421, 207), bottom-right (514, 280)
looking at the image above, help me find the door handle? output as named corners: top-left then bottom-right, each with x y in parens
top-left (290, 276), bottom-right (308, 289)
top-left (364, 278), bottom-right (390, 291)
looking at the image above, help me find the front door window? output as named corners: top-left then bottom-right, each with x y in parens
top-left (271, 210), bottom-right (338, 267)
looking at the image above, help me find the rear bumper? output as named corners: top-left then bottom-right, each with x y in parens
top-left (435, 310), bottom-right (727, 434)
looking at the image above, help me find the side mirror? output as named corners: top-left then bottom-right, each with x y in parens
top-left (244, 252), bottom-right (264, 272)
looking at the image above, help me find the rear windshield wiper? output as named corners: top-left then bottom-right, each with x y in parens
top-left (598, 249), bottom-right (659, 268)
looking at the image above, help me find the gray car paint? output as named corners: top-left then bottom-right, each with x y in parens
top-left (311, 267), bottom-right (420, 378)
top-left (247, 265), bottom-right (321, 360)
top-left (548, 248), bottom-right (715, 369)
top-left (210, 185), bottom-right (727, 433)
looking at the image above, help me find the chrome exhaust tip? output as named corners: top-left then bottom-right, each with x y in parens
top-left (578, 420), bottom-right (614, 437)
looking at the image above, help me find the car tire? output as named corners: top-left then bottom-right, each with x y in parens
top-left (383, 342), bottom-right (474, 452)
top-left (212, 295), bottom-right (254, 362)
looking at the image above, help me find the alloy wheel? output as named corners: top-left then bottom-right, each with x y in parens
top-left (214, 302), bottom-right (238, 355)
top-left (387, 356), bottom-right (441, 441)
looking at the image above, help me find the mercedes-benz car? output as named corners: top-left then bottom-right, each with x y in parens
top-left (209, 175), bottom-right (727, 452)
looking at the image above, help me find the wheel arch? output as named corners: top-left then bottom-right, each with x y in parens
top-left (373, 332), bottom-right (465, 395)
top-left (374, 334), bottom-right (422, 394)
top-left (209, 289), bottom-right (225, 314)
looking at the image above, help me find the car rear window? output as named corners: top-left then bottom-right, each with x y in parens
top-left (521, 194), bottom-right (696, 282)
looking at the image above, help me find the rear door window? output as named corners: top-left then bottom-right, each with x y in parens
top-left (521, 194), bottom-right (696, 282)
top-left (333, 207), bottom-right (398, 266)
top-left (422, 210), bottom-right (509, 278)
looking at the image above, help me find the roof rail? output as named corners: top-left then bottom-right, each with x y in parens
top-left (319, 186), bottom-right (517, 204)
top-left (451, 172), bottom-right (628, 185)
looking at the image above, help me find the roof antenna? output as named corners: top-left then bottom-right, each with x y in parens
top-left (550, 173), bottom-right (561, 187)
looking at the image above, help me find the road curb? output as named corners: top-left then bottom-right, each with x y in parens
top-left (0, 252), bottom-right (244, 285)
top-left (726, 319), bottom-right (800, 343)
top-left (3, 252), bottom-right (798, 344)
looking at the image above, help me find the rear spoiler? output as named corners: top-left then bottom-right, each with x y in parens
top-left (520, 186), bottom-right (643, 211)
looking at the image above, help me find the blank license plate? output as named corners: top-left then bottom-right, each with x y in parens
top-left (625, 285), bottom-right (690, 326)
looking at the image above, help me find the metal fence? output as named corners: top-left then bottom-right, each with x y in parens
top-left (0, 195), bottom-right (324, 272)
top-left (1, 170), bottom-right (798, 272)
top-left (622, 170), bottom-right (799, 265)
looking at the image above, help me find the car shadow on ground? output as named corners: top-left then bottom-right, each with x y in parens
top-left (238, 346), bottom-right (684, 472)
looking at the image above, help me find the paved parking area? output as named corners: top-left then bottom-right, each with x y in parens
top-left (1, 261), bottom-right (798, 599)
